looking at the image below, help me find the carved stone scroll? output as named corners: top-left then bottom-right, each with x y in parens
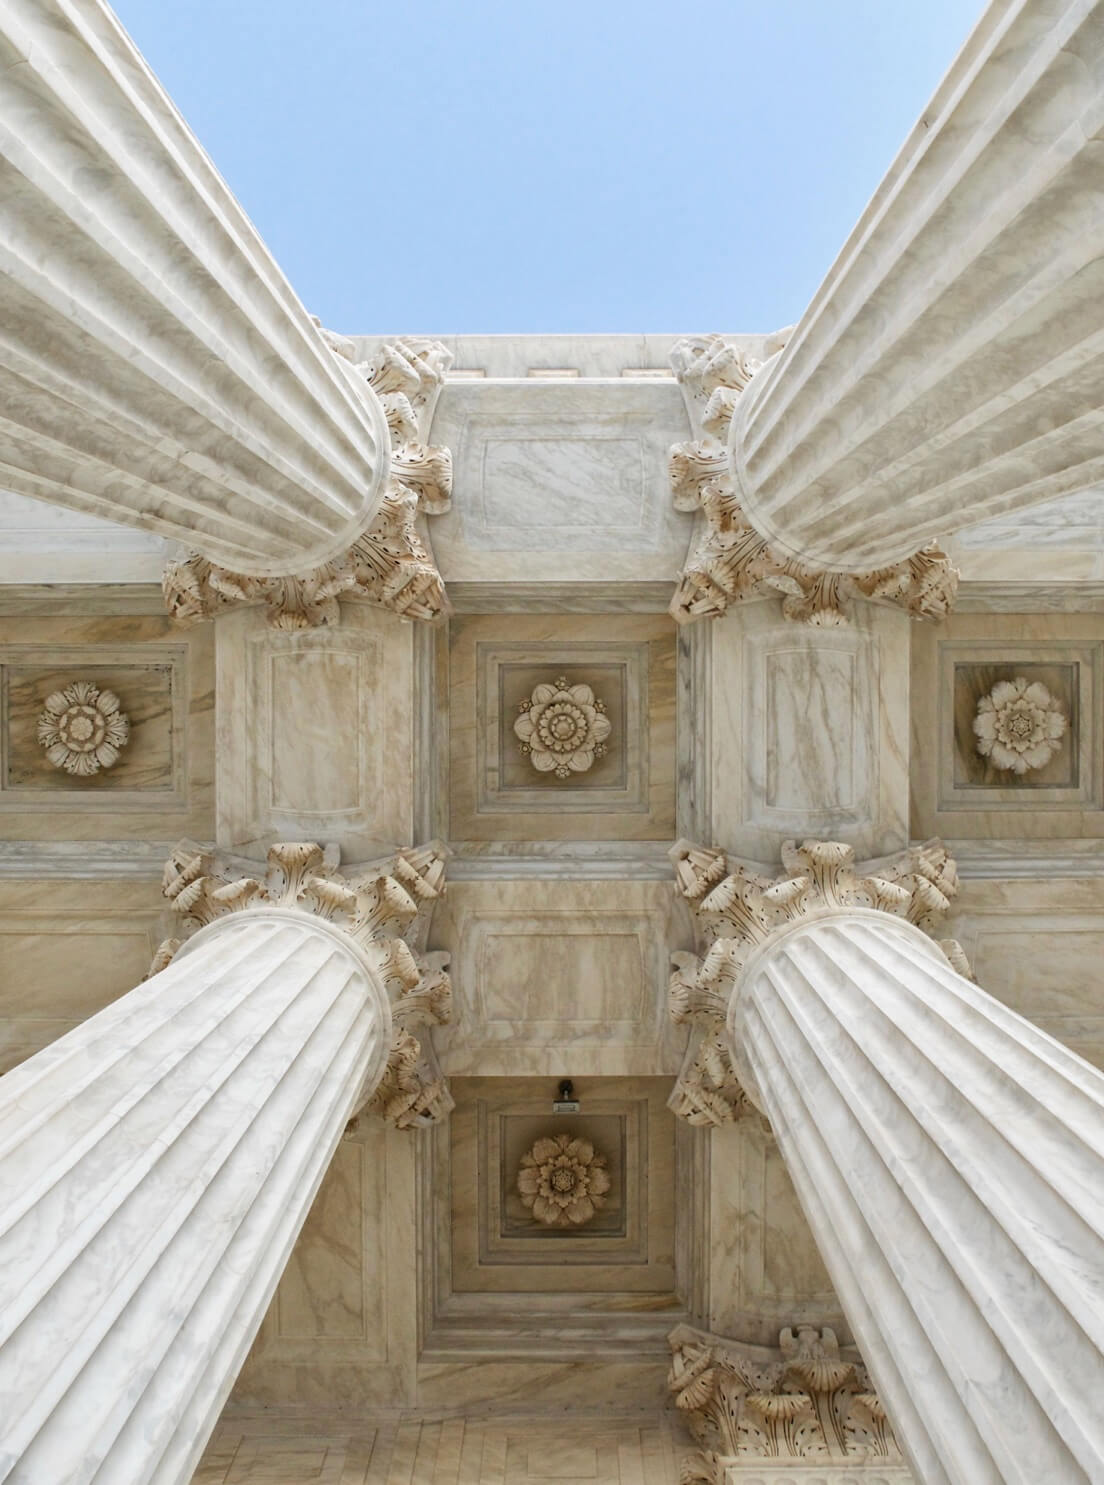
top-left (668, 334), bottom-right (958, 627)
top-left (668, 1322), bottom-right (906, 1482)
top-left (667, 838), bottom-right (967, 1126)
top-left (163, 337), bottom-right (454, 629)
top-left (157, 838), bottom-right (454, 1128)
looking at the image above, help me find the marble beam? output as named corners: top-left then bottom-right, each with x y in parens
top-left (673, 838), bottom-right (1104, 1484)
top-left (729, 0), bottom-right (1104, 573)
top-left (0, 842), bottom-right (451, 1485)
top-left (0, 0), bottom-right (390, 575)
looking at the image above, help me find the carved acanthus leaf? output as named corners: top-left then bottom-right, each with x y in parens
top-left (667, 951), bottom-right (759, 1128)
top-left (668, 1323), bottom-right (903, 1479)
top-left (154, 838), bottom-right (453, 1129)
top-left (163, 336), bottom-right (453, 629)
top-left (668, 333), bottom-right (958, 627)
top-left (668, 839), bottom-right (965, 1125)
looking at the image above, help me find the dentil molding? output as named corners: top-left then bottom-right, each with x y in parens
top-left (668, 1322), bottom-right (907, 1481)
top-left (667, 838), bottom-right (967, 1126)
top-left (668, 335), bottom-right (958, 627)
top-left (163, 338), bottom-right (454, 629)
top-left (155, 838), bottom-right (454, 1128)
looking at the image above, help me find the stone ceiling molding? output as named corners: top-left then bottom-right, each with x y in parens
top-left (668, 838), bottom-right (968, 1123)
top-left (162, 338), bottom-right (455, 630)
top-left (35, 680), bottom-right (130, 776)
top-left (155, 838), bottom-right (454, 1129)
top-left (668, 334), bottom-right (958, 627)
top-left (668, 1322), bottom-right (905, 1481)
top-left (516, 1132), bottom-right (612, 1227)
top-left (973, 676), bottom-right (1068, 775)
top-left (514, 676), bottom-right (612, 778)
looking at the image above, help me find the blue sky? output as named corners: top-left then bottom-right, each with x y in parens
top-left (111, 0), bottom-right (983, 335)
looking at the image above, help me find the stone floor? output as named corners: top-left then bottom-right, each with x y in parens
top-left (192, 1412), bottom-right (685, 1484)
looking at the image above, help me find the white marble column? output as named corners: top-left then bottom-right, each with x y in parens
top-left (673, 841), bottom-right (1104, 1485)
top-left (729, 0), bottom-right (1104, 573)
top-left (0, 842), bottom-right (450, 1485)
top-left (0, 0), bottom-right (391, 575)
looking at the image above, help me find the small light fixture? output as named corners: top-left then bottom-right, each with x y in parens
top-left (552, 1078), bottom-right (580, 1114)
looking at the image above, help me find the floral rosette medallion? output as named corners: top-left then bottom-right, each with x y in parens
top-left (514, 676), bottom-right (611, 779)
top-left (36, 680), bottom-right (130, 777)
top-left (517, 1133), bottom-right (611, 1227)
top-left (973, 676), bottom-right (1067, 775)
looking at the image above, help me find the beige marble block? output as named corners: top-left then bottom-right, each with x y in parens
top-left (215, 605), bottom-right (414, 860)
top-left (430, 878), bottom-right (692, 1077)
top-left (231, 1120), bottom-right (417, 1410)
top-left (947, 876), bottom-right (1104, 1071)
top-left (710, 599), bottom-right (909, 863)
top-left (0, 877), bottom-right (165, 1074)
top-left (428, 379), bottom-right (693, 583)
top-left (705, 1121), bottom-right (843, 1349)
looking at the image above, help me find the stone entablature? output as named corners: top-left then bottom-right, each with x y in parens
top-left (668, 334), bottom-right (958, 627)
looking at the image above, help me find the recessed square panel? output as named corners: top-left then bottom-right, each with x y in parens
top-left (498, 662), bottom-right (628, 792)
top-left (952, 661), bottom-right (1078, 788)
top-left (498, 1113), bottom-right (627, 1239)
top-left (447, 614), bottom-right (676, 841)
top-left (445, 1077), bottom-right (676, 1293)
top-left (5, 663), bottom-right (175, 792)
top-left (910, 614), bottom-right (1104, 838)
top-left (0, 641), bottom-right (190, 813)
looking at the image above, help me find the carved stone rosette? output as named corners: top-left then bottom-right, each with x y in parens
top-left (163, 337), bottom-right (454, 629)
top-left (668, 1323), bottom-right (904, 1482)
top-left (517, 1133), bottom-right (611, 1226)
top-left (36, 680), bottom-right (130, 776)
top-left (667, 838), bottom-right (967, 1126)
top-left (156, 839), bottom-right (454, 1129)
top-left (668, 334), bottom-right (958, 627)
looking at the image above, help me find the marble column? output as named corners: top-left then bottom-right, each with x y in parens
top-left (728, 0), bottom-right (1104, 573)
top-left (0, 0), bottom-right (391, 575)
top-left (0, 842), bottom-right (450, 1485)
top-left (673, 840), bottom-right (1104, 1485)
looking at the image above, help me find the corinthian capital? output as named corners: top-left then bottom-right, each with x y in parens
top-left (668, 1321), bottom-right (903, 1478)
top-left (155, 838), bottom-right (454, 1128)
top-left (667, 839), bottom-right (967, 1125)
top-left (163, 337), bottom-right (454, 629)
top-left (668, 333), bottom-right (957, 627)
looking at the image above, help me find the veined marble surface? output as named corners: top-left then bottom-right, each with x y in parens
top-left (425, 379), bottom-right (695, 582)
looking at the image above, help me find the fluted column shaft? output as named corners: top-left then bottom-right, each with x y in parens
top-left (728, 909), bottom-right (1104, 1485)
top-left (731, 0), bottom-right (1104, 572)
top-left (0, 0), bottom-right (390, 574)
top-left (0, 909), bottom-right (391, 1485)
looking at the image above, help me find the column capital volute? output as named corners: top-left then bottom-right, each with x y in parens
top-left (666, 331), bottom-right (958, 626)
top-left (154, 838), bottom-right (454, 1128)
top-left (666, 837), bottom-right (968, 1126)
